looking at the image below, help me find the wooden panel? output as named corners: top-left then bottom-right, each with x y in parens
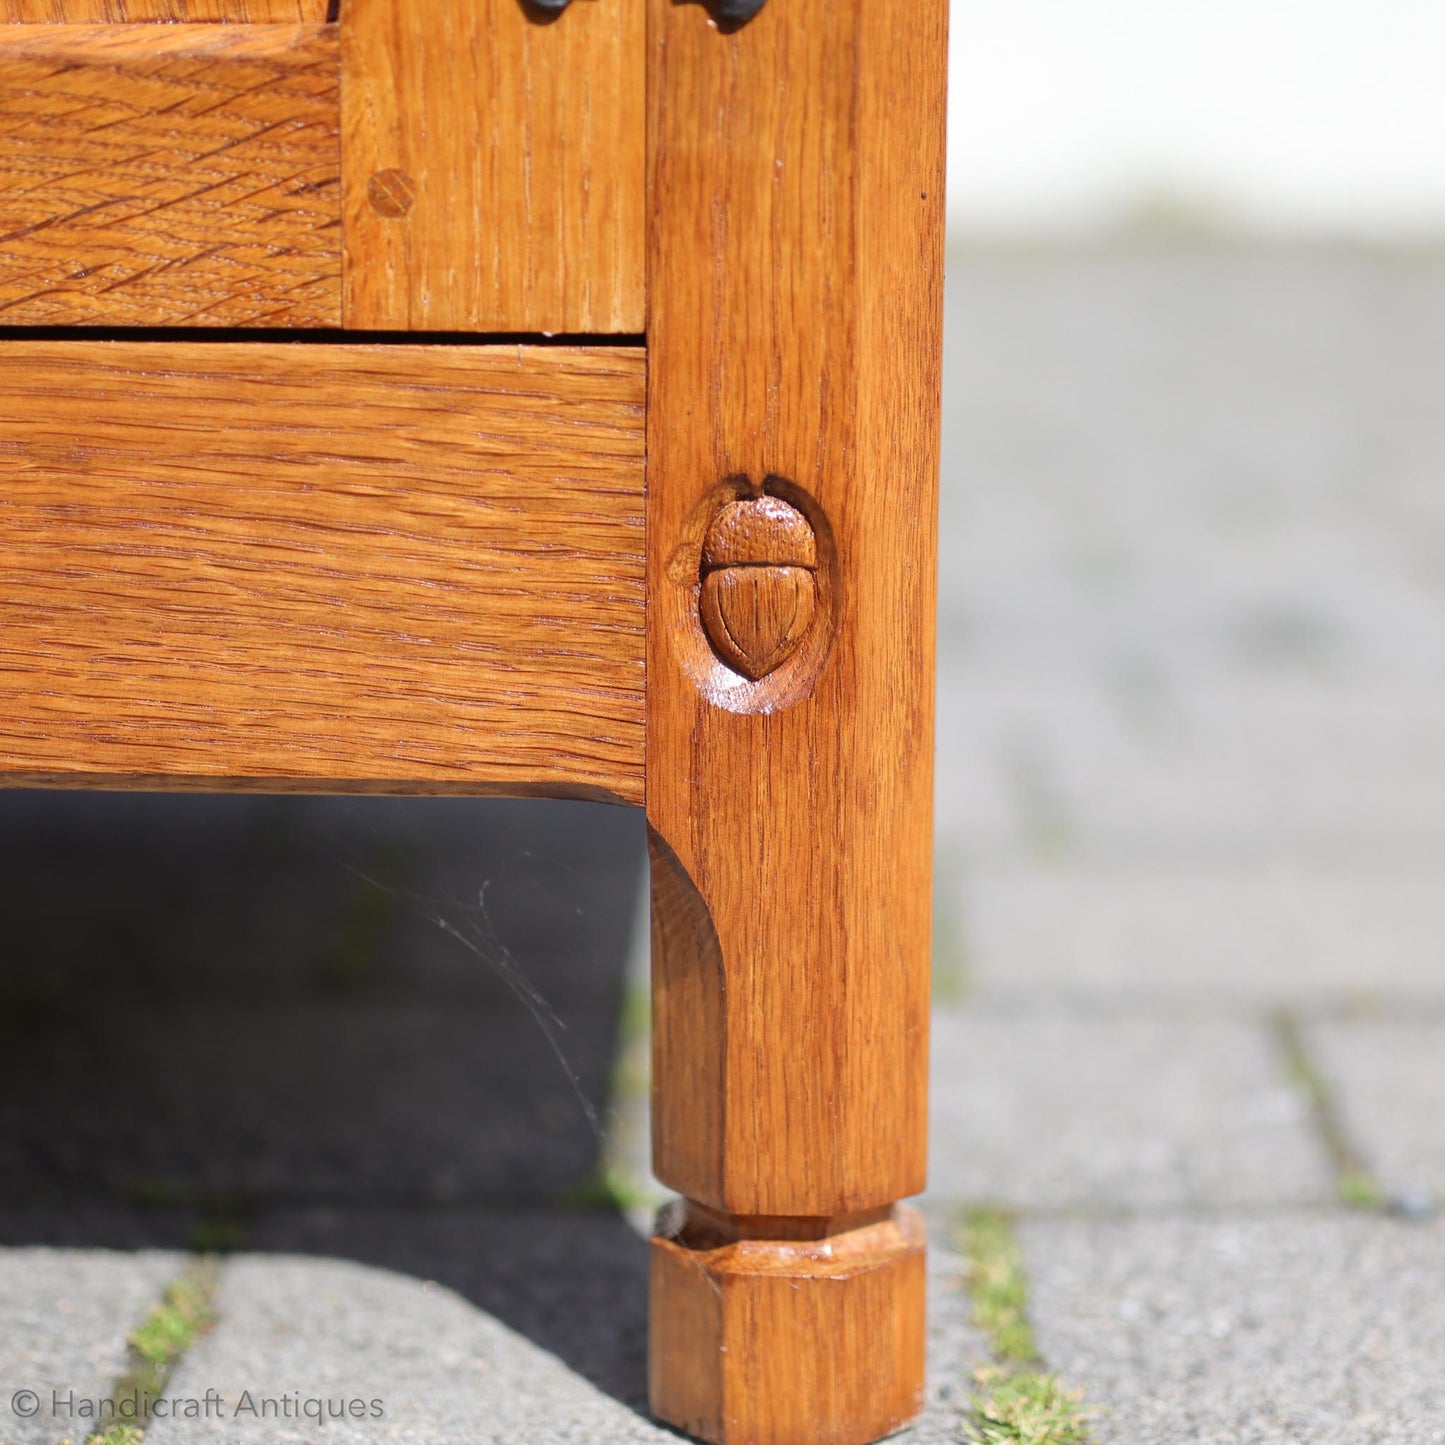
top-left (0, 25), bottom-right (340, 327)
top-left (646, 0), bottom-right (947, 1215)
top-left (0, 343), bottom-right (646, 800)
top-left (3, 2), bottom-right (325, 18)
top-left (343, 0), bottom-right (644, 334)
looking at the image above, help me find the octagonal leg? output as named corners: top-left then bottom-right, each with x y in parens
top-left (650, 1203), bottom-right (927, 1445)
top-left (643, 0), bottom-right (946, 1440)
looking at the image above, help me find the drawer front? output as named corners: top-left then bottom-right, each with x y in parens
top-left (343, 0), bottom-right (645, 333)
top-left (0, 24), bottom-right (341, 327)
top-left (0, 342), bottom-right (646, 799)
top-left (2, 3), bottom-right (323, 16)
top-left (3, 3), bottom-right (324, 17)
top-left (0, 1), bottom-right (644, 332)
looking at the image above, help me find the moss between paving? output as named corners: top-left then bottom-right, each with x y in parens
top-left (960, 1209), bottom-right (1093, 1445)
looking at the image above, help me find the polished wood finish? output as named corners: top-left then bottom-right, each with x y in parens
top-left (0, 24), bottom-right (340, 327)
top-left (0, 343), bottom-right (645, 800)
top-left (646, 0), bottom-right (945, 1218)
top-left (645, 0), bottom-right (946, 1437)
top-left (699, 496), bottom-right (819, 681)
top-left (2, 1), bottom-right (325, 18)
top-left (651, 1204), bottom-right (927, 1445)
top-left (0, 0), bottom-right (946, 1435)
top-left (342, 0), bottom-right (644, 334)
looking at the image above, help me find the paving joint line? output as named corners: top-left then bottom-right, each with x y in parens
top-left (1271, 1009), bottom-right (1387, 1213)
top-left (72, 1254), bottom-right (221, 1445)
top-left (955, 1206), bottom-right (1096, 1444)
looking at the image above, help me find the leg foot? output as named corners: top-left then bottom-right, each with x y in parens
top-left (649, 1201), bottom-right (926, 1445)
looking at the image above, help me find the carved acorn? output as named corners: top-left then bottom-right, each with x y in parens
top-left (699, 495), bottom-right (817, 680)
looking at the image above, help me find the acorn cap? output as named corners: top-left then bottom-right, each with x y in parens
top-left (702, 496), bottom-right (817, 571)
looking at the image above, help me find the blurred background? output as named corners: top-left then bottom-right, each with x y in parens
top-left (949, 0), bottom-right (1445, 240)
top-left (3, 2), bottom-right (1444, 1437)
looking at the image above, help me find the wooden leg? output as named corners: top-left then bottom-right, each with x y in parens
top-left (643, 2), bottom-right (946, 1441)
top-left (649, 1201), bottom-right (927, 1445)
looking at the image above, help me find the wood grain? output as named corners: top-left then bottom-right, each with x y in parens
top-left (646, 0), bottom-right (946, 1435)
top-left (0, 25), bottom-right (340, 327)
top-left (651, 1204), bottom-right (926, 1445)
top-left (342, 0), bottom-right (644, 333)
top-left (3, 2), bottom-right (326, 18)
top-left (0, 342), bottom-right (645, 800)
top-left (647, 0), bottom-right (947, 1217)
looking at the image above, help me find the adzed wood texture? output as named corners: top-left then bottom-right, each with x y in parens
top-left (2, 1), bottom-right (326, 18)
top-left (0, 343), bottom-right (646, 799)
top-left (645, 0), bottom-right (946, 1438)
top-left (342, 0), bottom-right (644, 333)
top-left (0, 24), bottom-right (341, 327)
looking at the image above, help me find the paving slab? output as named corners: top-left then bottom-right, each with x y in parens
top-left (0, 1205), bottom-right (205, 1252)
top-left (0, 1247), bottom-right (181, 1445)
top-left (941, 252), bottom-right (1445, 568)
top-left (0, 792), bottom-right (645, 1013)
top-left (1307, 1020), bottom-right (1445, 1208)
top-left (929, 1012), bottom-right (1331, 1209)
top-left (939, 678), bottom-right (1445, 857)
top-left (908, 1239), bottom-right (994, 1445)
top-left (956, 861), bottom-right (1445, 1005)
top-left (4, 245), bottom-right (1443, 1444)
top-left (0, 793), bottom-right (647, 1212)
top-left (0, 1003), bottom-right (623, 1208)
top-left (938, 249), bottom-right (1445, 873)
top-left (1039, 685), bottom-right (1445, 856)
top-left (937, 681), bottom-right (1445, 865)
top-left (1021, 1213), bottom-right (1445, 1445)
top-left (148, 1251), bottom-right (667, 1445)
top-left (941, 540), bottom-right (1445, 690)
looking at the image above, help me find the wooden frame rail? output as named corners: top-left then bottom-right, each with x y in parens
top-left (0, 342), bottom-right (646, 800)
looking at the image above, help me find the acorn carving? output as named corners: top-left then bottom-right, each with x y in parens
top-left (699, 495), bottom-right (817, 680)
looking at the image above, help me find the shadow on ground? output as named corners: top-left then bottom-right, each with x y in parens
top-left (0, 791), bottom-right (651, 1411)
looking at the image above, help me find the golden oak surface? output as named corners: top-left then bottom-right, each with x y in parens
top-left (0, 24), bottom-right (341, 326)
top-left (2, 1), bottom-right (324, 17)
top-left (0, 343), bottom-right (646, 800)
top-left (0, 2), bottom-right (945, 1440)
top-left (644, 0), bottom-right (946, 1438)
top-left (646, 0), bottom-right (946, 1217)
top-left (342, 0), bottom-right (645, 333)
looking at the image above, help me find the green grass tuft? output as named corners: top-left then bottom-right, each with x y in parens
top-left (1338, 1169), bottom-right (1385, 1211)
top-left (128, 1262), bottom-right (218, 1365)
top-left (84, 1257), bottom-right (222, 1443)
top-left (960, 1210), bottom-right (1095, 1444)
top-left (87, 1428), bottom-right (145, 1445)
top-left (965, 1367), bottom-right (1093, 1445)
top-left (962, 1209), bottom-right (1038, 1366)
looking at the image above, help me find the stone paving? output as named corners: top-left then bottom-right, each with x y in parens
top-left (0, 1250), bottom-right (182, 1445)
top-left (2, 246), bottom-right (1445, 1443)
top-left (1024, 1216), bottom-right (1445, 1445)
